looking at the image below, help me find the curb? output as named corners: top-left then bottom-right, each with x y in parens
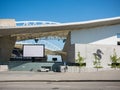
top-left (0, 80), bottom-right (120, 82)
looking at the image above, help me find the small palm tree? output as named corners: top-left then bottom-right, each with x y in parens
top-left (93, 49), bottom-right (103, 71)
top-left (76, 52), bottom-right (85, 72)
top-left (93, 53), bottom-right (102, 71)
top-left (110, 49), bottom-right (120, 69)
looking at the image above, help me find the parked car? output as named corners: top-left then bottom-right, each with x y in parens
top-left (37, 68), bottom-right (49, 72)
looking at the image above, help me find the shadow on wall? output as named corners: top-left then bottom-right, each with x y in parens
top-left (93, 49), bottom-right (104, 60)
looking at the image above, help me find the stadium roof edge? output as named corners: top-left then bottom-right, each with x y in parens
top-left (0, 16), bottom-right (120, 40)
top-left (61, 16), bottom-right (120, 25)
top-left (0, 16), bottom-right (120, 29)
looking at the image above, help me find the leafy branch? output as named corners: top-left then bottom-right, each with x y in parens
top-left (110, 49), bottom-right (120, 69)
top-left (75, 52), bottom-right (86, 72)
top-left (93, 53), bottom-right (103, 71)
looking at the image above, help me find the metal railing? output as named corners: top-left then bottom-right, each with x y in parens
top-left (16, 21), bottom-right (61, 27)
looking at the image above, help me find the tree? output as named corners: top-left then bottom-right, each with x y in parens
top-left (93, 53), bottom-right (103, 71)
top-left (75, 52), bottom-right (85, 72)
top-left (110, 49), bottom-right (120, 69)
top-left (93, 49), bottom-right (103, 71)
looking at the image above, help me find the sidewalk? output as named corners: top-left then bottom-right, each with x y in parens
top-left (0, 70), bottom-right (120, 82)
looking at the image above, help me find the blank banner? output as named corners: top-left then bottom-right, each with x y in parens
top-left (23, 45), bottom-right (44, 57)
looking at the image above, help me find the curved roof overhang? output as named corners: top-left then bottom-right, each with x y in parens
top-left (0, 17), bottom-right (120, 41)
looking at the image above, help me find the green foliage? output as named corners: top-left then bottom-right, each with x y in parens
top-left (76, 52), bottom-right (85, 67)
top-left (94, 66), bottom-right (103, 68)
top-left (110, 49), bottom-right (120, 69)
top-left (110, 49), bottom-right (120, 63)
top-left (93, 60), bottom-right (98, 65)
top-left (75, 52), bottom-right (86, 72)
top-left (93, 53), bottom-right (103, 70)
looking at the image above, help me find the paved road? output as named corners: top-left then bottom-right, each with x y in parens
top-left (0, 82), bottom-right (120, 90)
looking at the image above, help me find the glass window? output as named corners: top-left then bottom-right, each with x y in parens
top-left (117, 33), bottom-right (120, 38)
top-left (117, 41), bottom-right (120, 45)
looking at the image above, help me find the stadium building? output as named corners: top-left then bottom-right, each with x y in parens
top-left (0, 17), bottom-right (120, 71)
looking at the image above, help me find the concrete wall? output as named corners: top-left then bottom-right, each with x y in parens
top-left (0, 36), bottom-right (16, 64)
top-left (68, 24), bottom-right (120, 68)
top-left (62, 32), bottom-right (75, 63)
top-left (71, 24), bottom-right (120, 45)
top-left (0, 19), bottom-right (17, 64)
top-left (0, 65), bottom-right (8, 71)
top-left (0, 19), bottom-right (16, 27)
top-left (60, 66), bottom-right (116, 72)
top-left (75, 44), bottom-right (120, 68)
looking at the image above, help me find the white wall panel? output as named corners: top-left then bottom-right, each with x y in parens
top-left (71, 24), bottom-right (120, 45)
top-left (75, 44), bottom-right (120, 68)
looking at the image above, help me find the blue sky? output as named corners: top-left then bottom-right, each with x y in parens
top-left (0, 0), bottom-right (120, 50)
top-left (0, 0), bottom-right (120, 23)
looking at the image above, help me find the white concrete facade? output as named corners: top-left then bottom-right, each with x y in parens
top-left (69, 24), bottom-right (120, 69)
top-left (75, 44), bottom-right (120, 68)
top-left (71, 24), bottom-right (120, 45)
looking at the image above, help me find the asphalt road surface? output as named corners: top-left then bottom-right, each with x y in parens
top-left (0, 82), bottom-right (120, 90)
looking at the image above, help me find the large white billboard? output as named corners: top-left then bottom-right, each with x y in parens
top-left (23, 44), bottom-right (45, 57)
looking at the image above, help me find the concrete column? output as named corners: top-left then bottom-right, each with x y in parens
top-left (0, 36), bottom-right (16, 64)
top-left (62, 32), bottom-right (75, 63)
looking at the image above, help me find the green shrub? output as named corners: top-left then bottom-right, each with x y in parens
top-left (110, 49), bottom-right (120, 69)
top-left (93, 52), bottom-right (103, 71)
top-left (75, 52), bottom-right (86, 72)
